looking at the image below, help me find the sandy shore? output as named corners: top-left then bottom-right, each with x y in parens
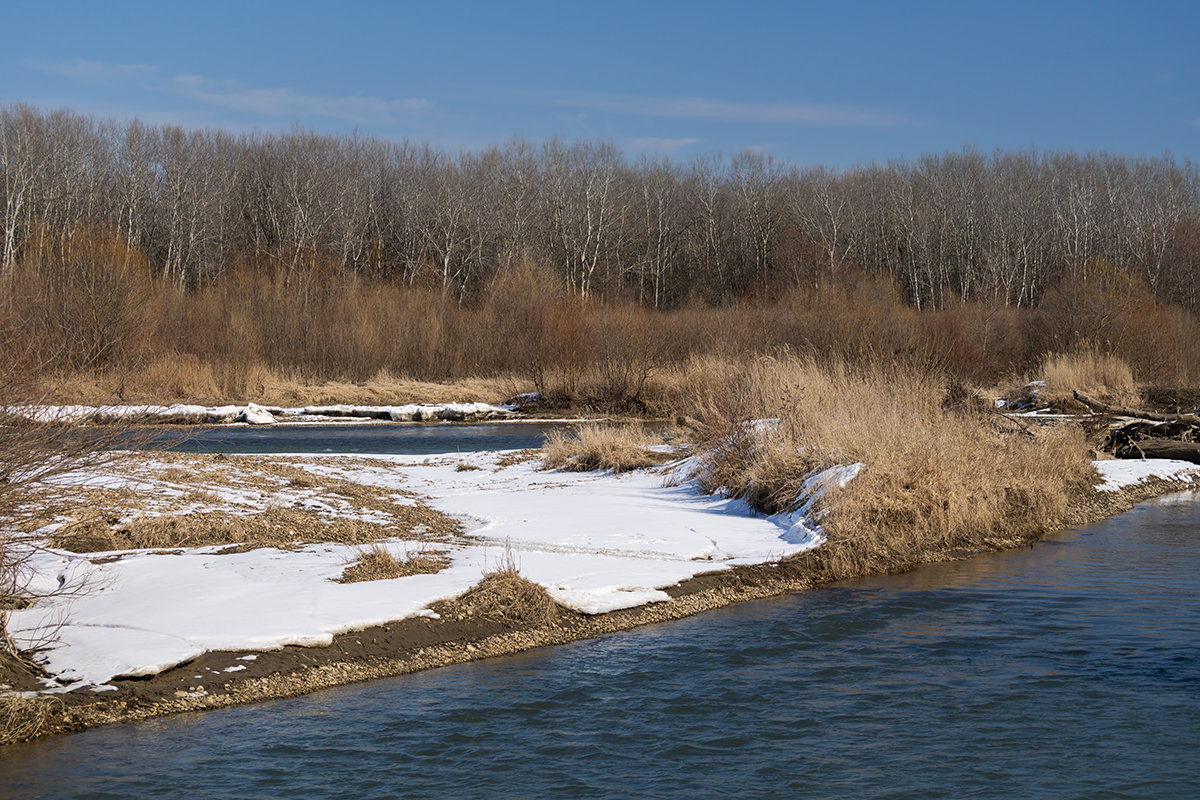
top-left (4, 468), bottom-right (1194, 744)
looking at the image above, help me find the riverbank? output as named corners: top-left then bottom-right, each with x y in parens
top-left (3, 401), bottom-right (521, 425)
top-left (3, 448), bottom-right (1197, 745)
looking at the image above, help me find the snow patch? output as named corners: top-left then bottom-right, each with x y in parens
top-left (238, 403), bottom-right (277, 425)
top-left (1092, 458), bottom-right (1200, 492)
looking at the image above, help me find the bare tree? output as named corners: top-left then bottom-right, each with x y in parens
top-left (2, 104), bottom-right (1200, 313)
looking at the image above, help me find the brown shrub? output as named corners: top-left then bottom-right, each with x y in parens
top-left (12, 223), bottom-right (157, 372)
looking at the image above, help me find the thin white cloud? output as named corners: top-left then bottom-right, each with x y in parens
top-left (630, 136), bottom-right (703, 152)
top-left (23, 59), bottom-right (430, 126)
top-left (171, 74), bottom-right (429, 123)
top-left (22, 59), bottom-right (159, 85)
top-left (553, 91), bottom-right (915, 127)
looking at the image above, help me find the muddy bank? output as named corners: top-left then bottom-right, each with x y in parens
top-left (3, 471), bottom-right (1193, 745)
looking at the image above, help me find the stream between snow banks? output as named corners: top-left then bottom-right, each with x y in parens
top-left (1, 468), bottom-right (1197, 797)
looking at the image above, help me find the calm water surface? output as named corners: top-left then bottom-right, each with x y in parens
top-left (134, 420), bottom-right (575, 455)
top-left (1, 487), bottom-right (1196, 797)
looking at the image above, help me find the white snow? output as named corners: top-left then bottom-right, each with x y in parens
top-left (6, 449), bottom-right (837, 688)
top-left (773, 463), bottom-right (865, 546)
top-left (5, 404), bottom-right (213, 424)
top-left (5, 401), bottom-right (515, 426)
top-left (1092, 458), bottom-right (1200, 491)
top-left (238, 403), bottom-right (277, 425)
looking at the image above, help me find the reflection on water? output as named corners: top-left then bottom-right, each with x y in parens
top-left (1, 495), bottom-right (1197, 799)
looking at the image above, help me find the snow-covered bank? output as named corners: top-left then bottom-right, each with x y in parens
top-left (4, 402), bottom-right (518, 426)
top-left (7, 453), bottom-right (1199, 691)
top-left (302, 402), bottom-right (516, 422)
top-left (7, 449), bottom-right (825, 688)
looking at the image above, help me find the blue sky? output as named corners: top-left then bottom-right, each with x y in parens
top-left (3, 0), bottom-right (1197, 167)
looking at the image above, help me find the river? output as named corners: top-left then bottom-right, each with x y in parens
top-left (133, 420), bottom-right (576, 455)
top-left (0, 431), bottom-right (1197, 799)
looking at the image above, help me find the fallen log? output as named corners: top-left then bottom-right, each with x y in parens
top-left (1072, 391), bottom-right (1200, 425)
top-left (1114, 437), bottom-right (1200, 465)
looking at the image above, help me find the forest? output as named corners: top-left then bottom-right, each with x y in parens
top-left (2, 103), bottom-right (1199, 405)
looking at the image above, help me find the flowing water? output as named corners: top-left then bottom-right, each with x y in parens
top-left (1, 434), bottom-right (1197, 798)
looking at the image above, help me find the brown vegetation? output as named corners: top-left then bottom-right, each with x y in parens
top-left (49, 502), bottom-right (460, 554)
top-left (689, 356), bottom-right (1095, 579)
top-left (1038, 349), bottom-right (1139, 408)
top-left (15, 256), bottom-right (1199, 414)
top-left (542, 423), bottom-right (673, 473)
top-left (336, 545), bottom-right (451, 583)
top-left (3, 106), bottom-right (1200, 410)
top-left (0, 695), bottom-right (61, 746)
top-left (455, 550), bottom-right (559, 627)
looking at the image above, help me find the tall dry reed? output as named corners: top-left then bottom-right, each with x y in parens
top-left (1038, 349), bottom-right (1139, 407)
top-left (690, 355), bottom-right (1094, 579)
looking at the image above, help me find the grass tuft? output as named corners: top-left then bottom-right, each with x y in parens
top-left (336, 544), bottom-right (451, 583)
top-left (51, 503), bottom-right (460, 554)
top-left (455, 547), bottom-right (558, 627)
top-left (0, 695), bottom-right (61, 746)
top-left (542, 423), bottom-right (671, 473)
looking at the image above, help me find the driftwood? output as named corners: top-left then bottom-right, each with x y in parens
top-left (1073, 391), bottom-right (1200, 425)
top-left (1114, 438), bottom-right (1200, 464)
top-left (1077, 389), bottom-right (1200, 463)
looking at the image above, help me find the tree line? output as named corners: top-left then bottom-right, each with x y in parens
top-left (3, 103), bottom-right (1199, 311)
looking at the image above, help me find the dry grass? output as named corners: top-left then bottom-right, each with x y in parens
top-left (50, 501), bottom-right (460, 554)
top-left (182, 489), bottom-right (223, 505)
top-left (34, 454), bottom-right (466, 555)
top-left (638, 354), bottom-right (735, 417)
top-left (336, 544), bottom-right (451, 583)
top-left (455, 548), bottom-right (559, 627)
top-left (690, 355), bottom-right (1095, 579)
top-left (542, 423), bottom-right (672, 473)
top-left (1038, 349), bottom-right (1139, 407)
top-left (37, 362), bottom-right (520, 408)
top-left (158, 467), bottom-right (199, 484)
top-left (494, 449), bottom-right (542, 469)
top-left (0, 695), bottom-right (61, 746)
